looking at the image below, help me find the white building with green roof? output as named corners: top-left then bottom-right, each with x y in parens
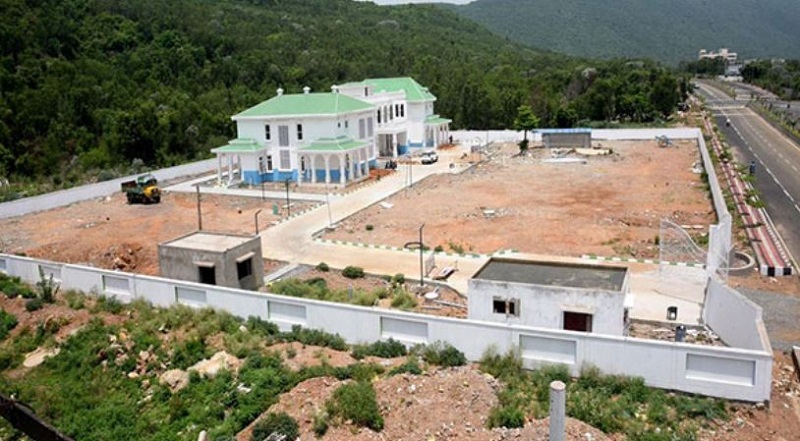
top-left (212, 78), bottom-right (450, 186)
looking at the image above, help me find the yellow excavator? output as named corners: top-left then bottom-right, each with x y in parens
top-left (120, 174), bottom-right (161, 204)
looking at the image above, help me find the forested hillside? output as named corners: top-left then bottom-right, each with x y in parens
top-left (0, 0), bottom-right (682, 198)
top-left (451, 0), bottom-right (800, 63)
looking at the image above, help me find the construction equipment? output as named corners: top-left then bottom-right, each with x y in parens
top-left (120, 174), bottom-right (161, 204)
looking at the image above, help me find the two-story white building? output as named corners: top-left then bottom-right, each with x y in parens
top-left (211, 77), bottom-right (450, 186)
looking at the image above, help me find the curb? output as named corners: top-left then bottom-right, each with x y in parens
top-left (580, 255), bottom-right (705, 268)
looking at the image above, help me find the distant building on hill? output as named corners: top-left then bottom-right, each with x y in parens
top-left (698, 48), bottom-right (738, 64)
top-left (211, 77), bottom-right (451, 187)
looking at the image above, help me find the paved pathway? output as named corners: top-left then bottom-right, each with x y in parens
top-left (738, 288), bottom-right (800, 350)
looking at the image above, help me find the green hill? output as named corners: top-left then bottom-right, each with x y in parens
top-left (451, 0), bottom-right (800, 63)
top-left (0, 0), bottom-right (683, 197)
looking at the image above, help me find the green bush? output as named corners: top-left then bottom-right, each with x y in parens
top-left (326, 381), bottom-right (384, 431)
top-left (390, 291), bottom-right (417, 310)
top-left (351, 338), bottom-right (407, 360)
top-left (251, 412), bottom-right (299, 441)
top-left (0, 309), bottom-right (18, 340)
top-left (479, 345), bottom-right (522, 380)
top-left (284, 325), bottom-right (348, 351)
top-left (316, 262), bottom-right (330, 272)
top-left (488, 405), bottom-right (525, 428)
top-left (0, 273), bottom-right (36, 299)
top-left (312, 410), bottom-right (329, 437)
top-left (434, 245), bottom-right (444, 253)
top-left (392, 273), bottom-right (405, 285)
top-left (388, 357), bottom-right (423, 376)
top-left (418, 341), bottom-right (466, 367)
top-left (25, 297), bottom-right (44, 312)
top-left (171, 338), bottom-right (209, 370)
top-left (342, 266), bottom-right (365, 279)
top-left (36, 269), bottom-right (59, 303)
top-left (63, 290), bottom-right (86, 309)
top-left (92, 295), bottom-right (124, 314)
top-left (365, 224), bottom-right (374, 231)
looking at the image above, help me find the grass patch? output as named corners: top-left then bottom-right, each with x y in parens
top-left (351, 338), bottom-right (407, 360)
top-left (478, 347), bottom-right (727, 438)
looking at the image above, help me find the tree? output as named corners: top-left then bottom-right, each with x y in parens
top-left (513, 104), bottom-right (539, 152)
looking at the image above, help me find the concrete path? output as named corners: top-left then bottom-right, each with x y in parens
top-left (738, 287), bottom-right (800, 350)
top-left (163, 174), bottom-right (328, 202)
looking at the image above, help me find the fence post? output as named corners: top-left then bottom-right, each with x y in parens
top-left (549, 380), bottom-right (566, 441)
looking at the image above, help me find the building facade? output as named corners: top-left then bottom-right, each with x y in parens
top-left (212, 78), bottom-right (451, 186)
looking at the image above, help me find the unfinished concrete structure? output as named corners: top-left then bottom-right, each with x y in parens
top-left (540, 128), bottom-right (592, 149)
top-left (468, 258), bottom-right (631, 335)
top-left (158, 232), bottom-right (264, 291)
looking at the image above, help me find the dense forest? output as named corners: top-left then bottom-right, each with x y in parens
top-left (451, 0), bottom-right (800, 64)
top-left (742, 60), bottom-right (800, 100)
top-left (0, 0), bottom-right (683, 198)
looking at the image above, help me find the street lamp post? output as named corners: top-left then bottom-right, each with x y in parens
top-left (419, 223), bottom-right (425, 287)
top-left (284, 178), bottom-right (291, 217)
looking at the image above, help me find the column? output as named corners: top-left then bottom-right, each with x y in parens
top-left (392, 133), bottom-right (398, 158)
top-left (226, 156), bottom-right (233, 184)
top-left (311, 154), bottom-right (317, 184)
top-left (217, 155), bottom-right (223, 185)
top-left (338, 154), bottom-right (346, 184)
top-left (324, 155), bottom-right (331, 184)
top-left (349, 153), bottom-right (357, 180)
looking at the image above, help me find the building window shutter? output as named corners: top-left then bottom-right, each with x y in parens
top-left (367, 117), bottom-right (374, 136)
top-left (359, 119), bottom-right (366, 139)
top-left (280, 150), bottom-right (291, 169)
top-left (278, 126), bottom-right (289, 146)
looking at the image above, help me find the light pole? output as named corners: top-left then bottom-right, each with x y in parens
top-left (284, 178), bottom-right (291, 217)
top-left (419, 223), bottom-right (425, 287)
top-left (325, 184), bottom-right (333, 229)
top-left (254, 209), bottom-right (263, 235)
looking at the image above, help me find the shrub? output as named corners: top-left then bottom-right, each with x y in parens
top-left (36, 269), bottom-right (59, 303)
top-left (342, 266), bottom-right (365, 279)
top-left (434, 245), bottom-right (444, 253)
top-left (171, 338), bottom-right (209, 370)
top-left (0, 273), bottom-right (36, 299)
top-left (312, 410), bottom-right (329, 437)
top-left (351, 338), bottom-right (407, 360)
top-left (390, 291), bottom-right (417, 310)
top-left (365, 224), bottom-right (374, 231)
top-left (284, 325), bottom-right (348, 351)
top-left (488, 405), bottom-right (525, 428)
top-left (251, 412), bottom-right (299, 441)
top-left (316, 262), bottom-right (330, 272)
top-left (63, 290), bottom-right (86, 309)
top-left (392, 273), bottom-right (405, 285)
top-left (0, 309), bottom-right (18, 340)
top-left (93, 295), bottom-right (124, 314)
top-left (419, 341), bottom-right (466, 367)
top-left (25, 298), bottom-right (44, 312)
top-left (479, 345), bottom-right (522, 380)
top-left (326, 381), bottom-right (384, 431)
top-left (388, 357), bottom-right (423, 376)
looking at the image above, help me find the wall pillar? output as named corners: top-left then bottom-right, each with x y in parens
top-left (217, 155), bottom-right (223, 185)
top-left (549, 381), bottom-right (566, 441)
top-left (392, 133), bottom-right (398, 158)
top-left (311, 155), bottom-right (317, 184)
top-left (324, 155), bottom-right (331, 184)
top-left (226, 156), bottom-right (233, 184)
top-left (339, 154), bottom-right (346, 184)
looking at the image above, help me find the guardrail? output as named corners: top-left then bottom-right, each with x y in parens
top-left (0, 253), bottom-right (771, 402)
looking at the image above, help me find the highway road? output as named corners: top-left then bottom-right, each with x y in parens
top-left (696, 81), bottom-right (800, 267)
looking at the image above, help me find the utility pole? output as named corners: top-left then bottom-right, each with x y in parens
top-left (419, 223), bottom-right (425, 287)
top-left (284, 178), bottom-right (291, 217)
top-left (195, 184), bottom-right (203, 231)
top-left (254, 209), bottom-right (263, 235)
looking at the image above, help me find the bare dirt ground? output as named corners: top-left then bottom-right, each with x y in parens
top-left (324, 140), bottom-right (715, 260)
top-left (0, 192), bottom-right (312, 275)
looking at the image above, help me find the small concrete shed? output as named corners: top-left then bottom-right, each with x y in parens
top-left (158, 231), bottom-right (264, 291)
top-left (468, 258), bottom-right (631, 336)
top-left (540, 128), bottom-right (592, 149)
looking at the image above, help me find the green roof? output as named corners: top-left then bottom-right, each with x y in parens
top-left (301, 136), bottom-right (369, 152)
top-left (234, 93), bottom-right (374, 118)
top-left (362, 77), bottom-right (436, 102)
top-left (211, 138), bottom-right (263, 154)
top-left (425, 114), bottom-right (451, 125)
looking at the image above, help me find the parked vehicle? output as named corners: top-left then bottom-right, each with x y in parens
top-left (121, 174), bottom-right (161, 204)
top-left (420, 150), bottom-right (438, 164)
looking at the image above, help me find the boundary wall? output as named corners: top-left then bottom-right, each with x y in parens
top-left (0, 253), bottom-right (771, 402)
top-left (0, 159), bottom-right (216, 220)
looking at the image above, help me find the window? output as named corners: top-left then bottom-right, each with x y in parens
top-left (237, 258), bottom-right (253, 280)
top-left (367, 117), bottom-right (374, 136)
top-left (265, 124), bottom-right (271, 141)
top-left (279, 150), bottom-right (291, 169)
top-left (258, 156), bottom-right (266, 173)
top-left (492, 297), bottom-right (519, 316)
top-left (344, 120), bottom-right (349, 129)
top-left (278, 125), bottom-right (289, 146)
top-left (395, 104), bottom-right (399, 117)
top-left (266, 155), bottom-right (273, 171)
top-left (296, 123), bottom-right (303, 141)
top-left (377, 109), bottom-right (381, 124)
top-left (198, 265), bottom-right (216, 285)
top-left (359, 119), bottom-right (366, 139)
top-left (389, 105), bottom-right (393, 120)
top-left (364, 87), bottom-right (369, 96)
top-left (563, 312), bottom-right (593, 333)
top-left (400, 104), bottom-right (405, 117)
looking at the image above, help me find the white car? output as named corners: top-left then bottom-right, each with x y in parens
top-left (420, 150), bottom-right (438, 164)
